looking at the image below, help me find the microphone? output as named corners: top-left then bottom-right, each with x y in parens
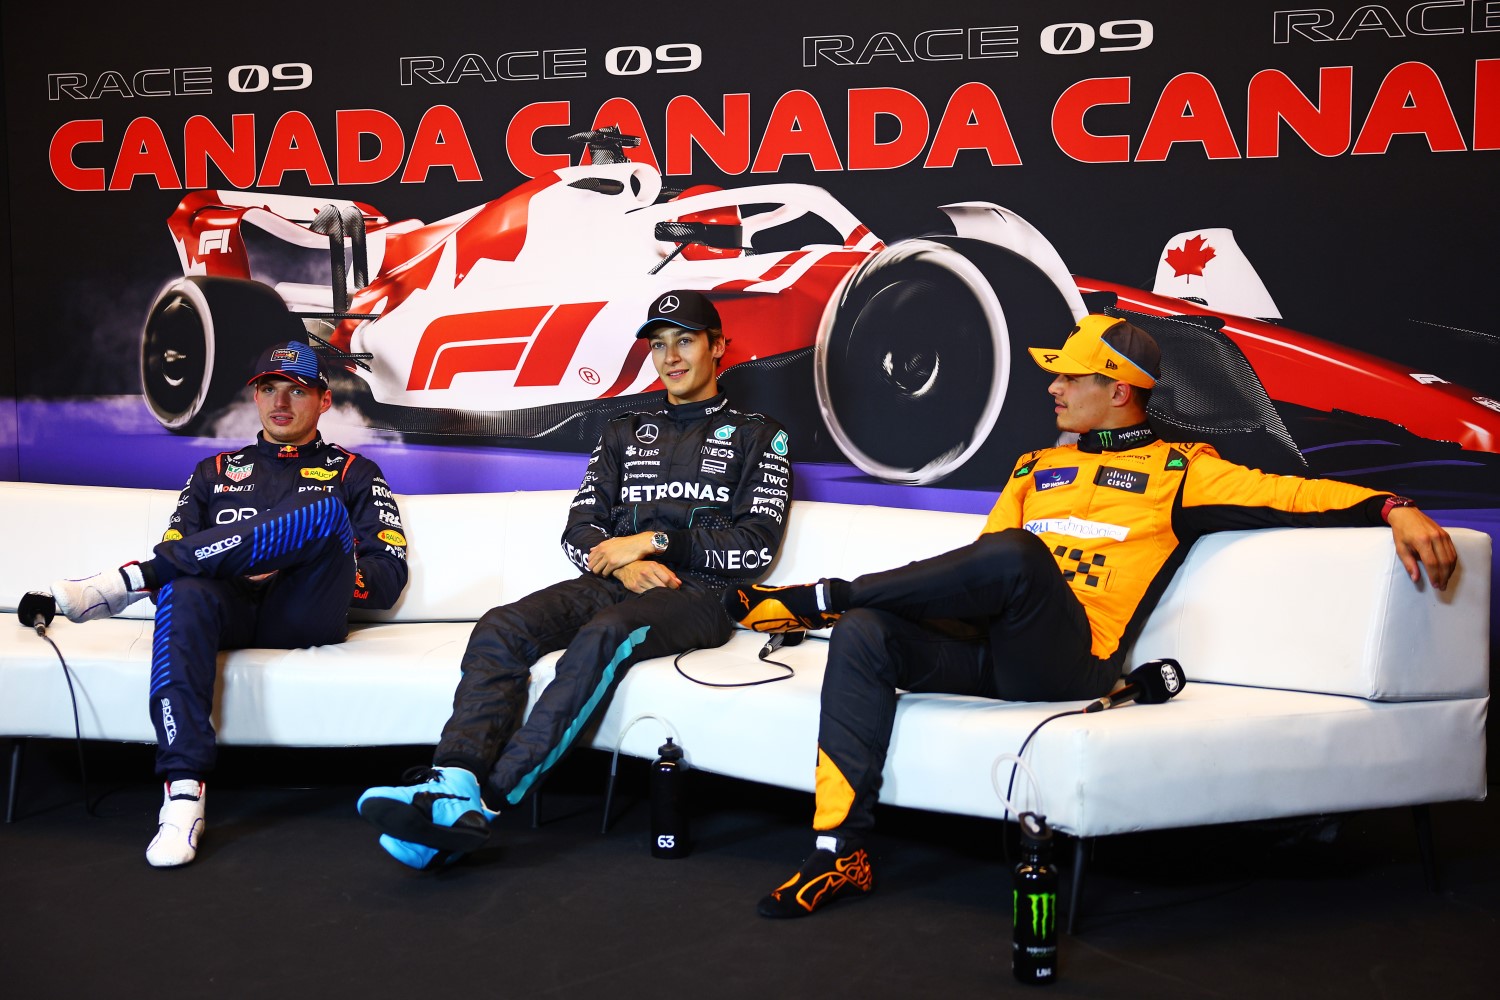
top-left (760, 630), bottom-right (806, 659)
top-left (1083, 658), bottom-right (1185, 713)
top-left (19, 591), bottom-right (57, 635)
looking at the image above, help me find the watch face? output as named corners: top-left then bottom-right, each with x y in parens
top-left (653, 532), bottom-right (669, 551)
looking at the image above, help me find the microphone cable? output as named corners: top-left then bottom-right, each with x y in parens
top-left (990, 659), bottom-right (1187, 862)
top-left (992, 707), bottom-right (1084, 867)
top-left (670, 630), bottom-right (803, 688)
top-left (28, 625), bottom-right (98, 818)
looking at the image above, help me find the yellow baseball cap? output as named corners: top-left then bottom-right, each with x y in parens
top-left (1028, 315), bottom-right (1160, 389)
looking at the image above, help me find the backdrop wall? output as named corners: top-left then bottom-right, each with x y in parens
top-left (3, 2), bottom-right (1497, 525)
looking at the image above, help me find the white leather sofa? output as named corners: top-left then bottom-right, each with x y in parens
top-left (0, 480), bottom-right (1489, 921)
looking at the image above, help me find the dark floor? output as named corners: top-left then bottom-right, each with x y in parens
top-left (1, 738), bottom-right (1495, 999)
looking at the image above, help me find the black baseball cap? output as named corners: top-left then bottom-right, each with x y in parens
top-left (246, 341), bottom-right (328, 390)
top-left (635, 289), bottom-right (722, 338)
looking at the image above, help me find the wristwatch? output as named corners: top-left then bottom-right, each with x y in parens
top-left (651, 531), bottom-right (670, 553)
top-left (1380, 495), bottom-right (1416, 523)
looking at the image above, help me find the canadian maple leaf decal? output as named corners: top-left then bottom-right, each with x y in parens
top-left (1164, 234), bottom-right (1216, 280)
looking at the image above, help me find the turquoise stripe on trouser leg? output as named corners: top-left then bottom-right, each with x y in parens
top-left (486, 585), bottom-right (732, 807)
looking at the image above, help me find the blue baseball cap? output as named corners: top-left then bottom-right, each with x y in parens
top-left (247, 341), bottom-right (328, 390)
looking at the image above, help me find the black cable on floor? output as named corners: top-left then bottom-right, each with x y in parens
top-left (36, 629), bottom-right (97, 817)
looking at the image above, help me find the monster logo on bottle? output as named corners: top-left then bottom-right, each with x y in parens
top-left (1015, 891), bottom-right (1056, 937)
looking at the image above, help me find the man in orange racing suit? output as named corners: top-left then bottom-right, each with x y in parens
top-left (725, 314), bottom-right (1457, 918)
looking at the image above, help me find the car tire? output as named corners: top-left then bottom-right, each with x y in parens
top-left (814, 238), bottom-right (1070, 484)
top-left (140, 276), bottom-right (304, 432)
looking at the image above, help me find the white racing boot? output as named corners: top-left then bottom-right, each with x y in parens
top-left (146, 779), bottom-right (206, 868)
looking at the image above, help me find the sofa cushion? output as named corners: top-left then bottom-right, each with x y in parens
top-left (1131, 527), bottom-right (1492, 701)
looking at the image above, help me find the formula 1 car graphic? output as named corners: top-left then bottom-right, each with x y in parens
top-left (140, 127), bottom-right (1500, 501)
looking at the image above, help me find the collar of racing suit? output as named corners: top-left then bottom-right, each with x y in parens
top-left (660, 393), bottom-right (729, 424)
top-left (1076, 421), bottom-right (1159, 453)
top-left (255, 431), bottom-right (328, 460)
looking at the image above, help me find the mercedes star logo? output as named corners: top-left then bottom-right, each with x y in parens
top-left (636, 424), bottom-right (660, 444)
top-left (660, 294), bottom-right (681, 313)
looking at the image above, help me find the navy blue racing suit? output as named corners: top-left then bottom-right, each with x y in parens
top-left (149, 433), bottom-right (408, 779)
top-left (435, 393), bottom-right (791, 807)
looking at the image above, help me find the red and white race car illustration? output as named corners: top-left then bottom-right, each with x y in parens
top-left (141, 128), bottom-right (1500, 498)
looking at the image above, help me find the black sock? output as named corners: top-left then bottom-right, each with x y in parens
top-left (133, 559), bottom-right (161, 591)
top-left (822, 578), bottom-right (852, 614)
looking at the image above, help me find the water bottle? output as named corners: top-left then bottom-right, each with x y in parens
top-left (650, 737), bottom-right (689, 859)
top-left (1012, 811), bottom-right (1059, 984)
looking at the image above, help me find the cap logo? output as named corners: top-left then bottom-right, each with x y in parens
top-left (271, 349), bottom-right (298, 362)
top-left (1044, 353), bottom-right (1059, 363)
top-left (659, 294), bottom-right (681, 314)
top-left (1105, 358), bottom-right (1118, 370)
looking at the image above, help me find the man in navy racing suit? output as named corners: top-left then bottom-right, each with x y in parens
top-left (43, 341), bottom-right (409, 867)
top-left (725, 314), bottom-right (1457, 918)
top-left (358, 289), bottom-right (792, 870)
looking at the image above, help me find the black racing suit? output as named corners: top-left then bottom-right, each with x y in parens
top-left (812, 423), bottom-right (1393, 844)
top-left (435, 393), bottom-right (791, 808)
top-left (149, 432), bottom-right (408, 780)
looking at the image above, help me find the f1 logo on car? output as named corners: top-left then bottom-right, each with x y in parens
top-left (406, 302), bottom-right (608, 392)
top-left (197, 229), bottom-right (232, 255)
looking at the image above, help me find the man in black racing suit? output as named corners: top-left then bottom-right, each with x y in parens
top-left (43, 341), bottom-right (409, 867)
top-left (358, 289), bottom-right (792, 870)
top-left (725, 314), bottom-right (1458, 918)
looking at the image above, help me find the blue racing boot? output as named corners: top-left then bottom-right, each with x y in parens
top-left (358, 766), bottom-right (497, 854)
top-left (378, 834), bottom-right (464, 871)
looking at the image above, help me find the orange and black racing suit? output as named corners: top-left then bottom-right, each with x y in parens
top-left (813, 422), bottom-right (1391, 843)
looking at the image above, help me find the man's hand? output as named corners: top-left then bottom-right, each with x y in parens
top-left (1387, 506), bottom-right (1458, 590)
top-left (613, 560), bottom-right (681, 594)
top-left (587, 532), bottom-right (656, 576)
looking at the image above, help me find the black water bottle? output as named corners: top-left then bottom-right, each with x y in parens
top-left (1012, 811), bottom-right (1059, 984)
top-left (650, 737), bottom-right (689, 859)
